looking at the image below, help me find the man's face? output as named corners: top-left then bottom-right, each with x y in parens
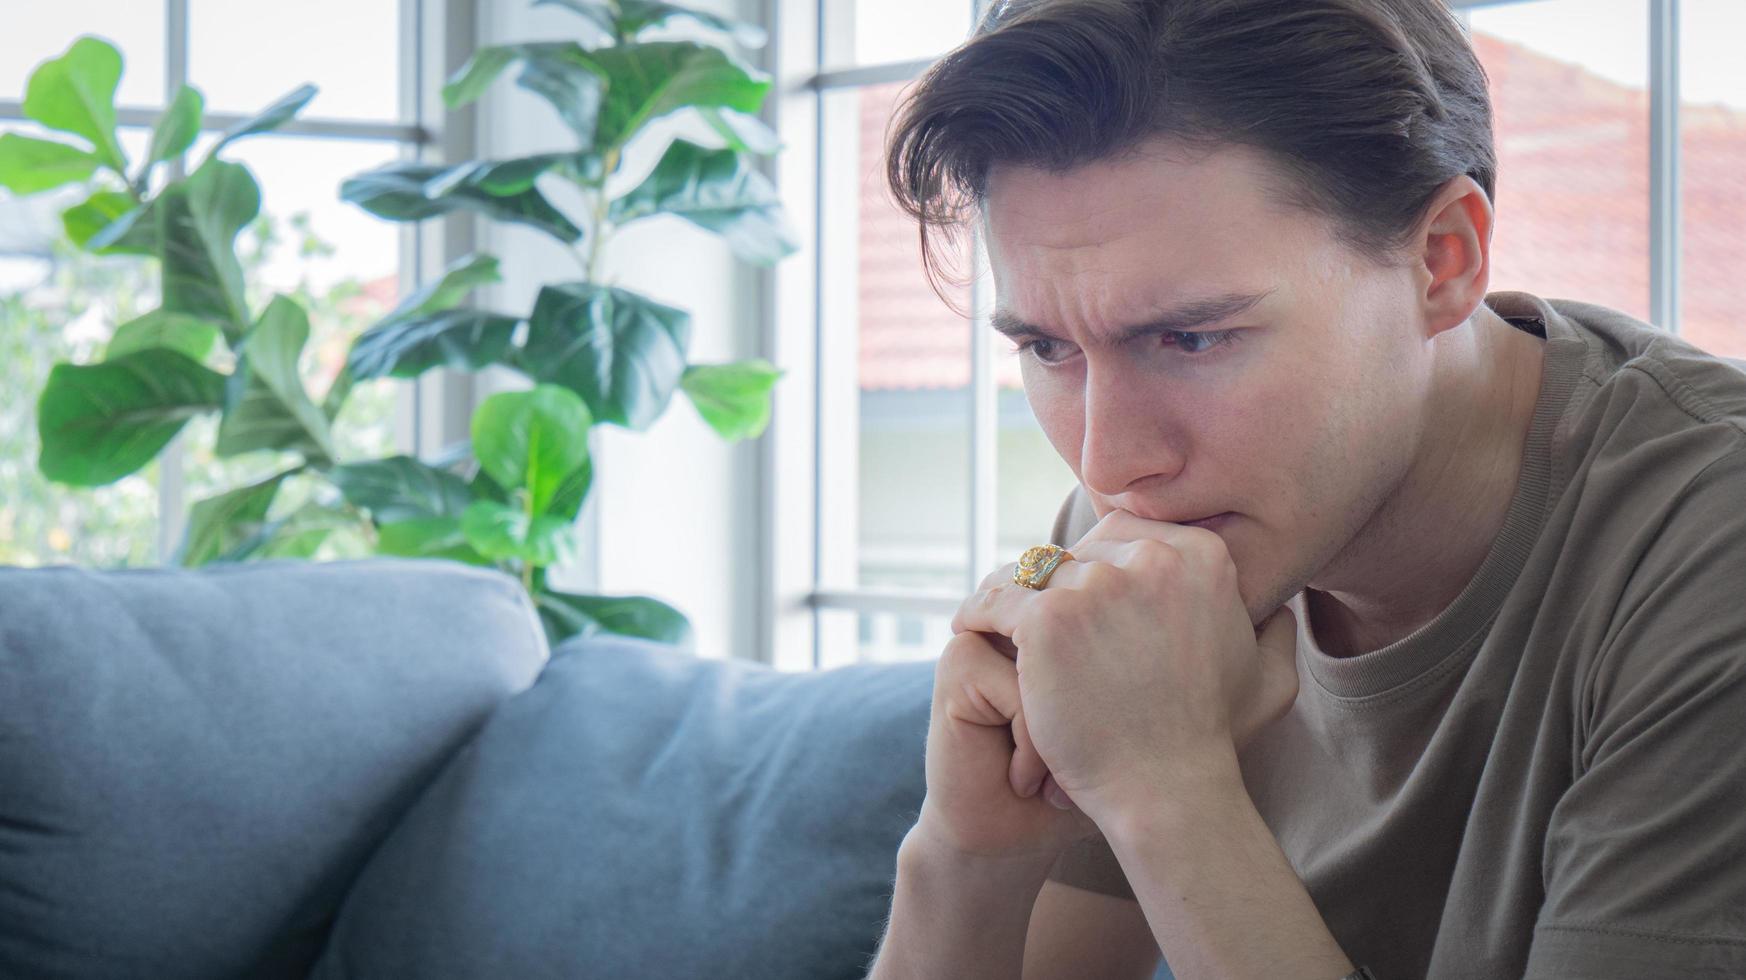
top-left (983, 138), bottom-right (1436, 622)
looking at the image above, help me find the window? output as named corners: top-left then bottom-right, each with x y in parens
top-left (1462, 0), bottom-right (1746, 358)
top-left (771, 0), bottom-right (1746, 671)
top-left (0, 0), bottom-right (439, 567)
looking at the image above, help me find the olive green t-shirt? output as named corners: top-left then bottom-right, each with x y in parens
top-left (1045, 291), bottom-right (1746, 979)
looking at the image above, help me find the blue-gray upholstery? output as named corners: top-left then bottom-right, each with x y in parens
top-left (311, 634), bottom-right (935, 980)
top-left (0, 559), bottom-right (548, 980)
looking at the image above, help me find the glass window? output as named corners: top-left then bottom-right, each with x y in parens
top-left (996, 360), bottom-right (1080, 561)
top-left (1679, 0), bottom-right (1746, 360)
top-left (0, 1), bottom-right (165, 106)
top-left (820, 81), bottom-right (974, 595)
top-left (819, 608), bottom-right (953, 667)
top-left (189, 0), bottom-right (402, 122)
top-left (0, 125), bottom-right (161, 567)
top-left (820, 0), bottom-right (973, 68)
top-left (1, 6), bottom-right (413, 568)
top-left (1470, 0), bottom-right (1653, 324)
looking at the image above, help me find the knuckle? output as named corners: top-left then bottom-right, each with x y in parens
top-left (1178, 526), bottom-right (1231, 566)
top-left (1031, 586), bottom-right (1087, 627)
top-left (980, 563), bottom-right (1017, 592)
top-left (1129, 538), bottom-right (1185, 576)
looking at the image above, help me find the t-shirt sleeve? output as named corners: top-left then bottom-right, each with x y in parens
top-left (1526, 449), bottom-right (1746, 977)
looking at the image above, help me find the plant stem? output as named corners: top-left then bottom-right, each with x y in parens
top-left (585, 147), bottom-right (621, 282)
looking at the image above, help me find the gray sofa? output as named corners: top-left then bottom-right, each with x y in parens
top-left (0, 558), bottom-right (936, 979)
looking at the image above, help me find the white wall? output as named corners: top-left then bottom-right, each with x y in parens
top-left (475, 0), bottom-right (770, 662)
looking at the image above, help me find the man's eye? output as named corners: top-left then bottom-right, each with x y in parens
top-left (1019, 339), bottom-right (1071, 364)
top-left (1166, 330), bottom-right (1239, 355)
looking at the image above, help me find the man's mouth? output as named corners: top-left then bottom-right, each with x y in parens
top-left (1181, 513), bottom-right (1235, 530)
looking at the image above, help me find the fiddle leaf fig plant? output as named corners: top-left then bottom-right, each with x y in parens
top-left (18, 5), bottom-right (794, 649)
top-left (334, 0), bottom-right (796, 643)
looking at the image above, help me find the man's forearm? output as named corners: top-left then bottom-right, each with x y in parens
top-left (1102, 749), bottom-right (1354, 980)
top-left (866, 827), bottom-right (1057, 980)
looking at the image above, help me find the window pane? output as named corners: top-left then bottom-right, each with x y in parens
top-left (1680, 0), bottom-right (1746, 359)
top-left (1, 125), bottom-right (161, 567)
top-left (0, 2), bottom-right (165, 107)
top-left (176, 134), bottom-right (403, 553)
top-left (1470, 0), bottom-right (1652, 324)
top-left (822, 0), bottom-right (973, 68)
top-left (995, 351), bottom-right (1079, 563)
top-left (820, 82), bottom-right (973, 594)
top-left (817, 608), bottom-right (951, 668)
top-left (189, 0), bottom-right (401, 122)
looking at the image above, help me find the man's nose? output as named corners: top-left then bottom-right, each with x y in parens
top-left (1077, 366), bottom-right (1187, 497)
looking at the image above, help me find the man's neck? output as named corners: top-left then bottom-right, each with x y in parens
top-left (1304, 306), bottom-right (1547, 658)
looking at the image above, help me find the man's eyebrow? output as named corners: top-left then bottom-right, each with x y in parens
top-left (990, 289), bottom-right (1274, 343)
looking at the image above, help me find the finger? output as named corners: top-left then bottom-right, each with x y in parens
top-left (939, 633), bottom-right (1024, 729)
top-left (1038, 771), bottom-right (1075, 811)
top-left (1007, 703), bottom-right (1049, 798)
top-left (953, 558), bottom-right (1099, 641)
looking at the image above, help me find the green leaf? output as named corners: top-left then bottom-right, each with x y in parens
top-left (146, 84), bottom-right (204, 166)
top-left (175, 469), bottom-right (294, 567)
top-left (221, 501), bottom-right (358, 562)
top-left (518, 283), bottom-right (692, 430)
top-left (157, 159), bottom-right (261, 337)
top-left (105, 310), bottom-right (224, 364)
top-left (444, 43), bottom-right (606, 146)
top-left (587, 42), bottom-right (770, 152)
top-left (471, 385), bottom-right (592, 515)
top-left (680, 359), bottom-right (782, 441)
top-left (546, 455), bottom-right (593, 522)
top-left (21, 36), bottom-right (128, 174)
top-left (380, 253), bottom-right (502, 325)
top-left (321, 364), bottom-right (355, 422)
top-left (346, 309), bottom-right (521, 380)
top-left (36, 348), bottom-right (227, 486)
top-left (330, 455), bottom-right (474, 524)
top-left (618, 1), bottom-right (767, 48)
top-left (62, 190), bottom-right (147, 252)
top-left (535, 590), bottom-right (692, 647)
top-left (214, 296), bottom-right (336, 464)
top-left (375, 517), bottom-right (492, 565)
top-left (697, 106), bottom-right (781, 155)
top-left (208, 84), bottom-right (318, 158)
top-left (423, 152), bottom-right (602, 197)
top-left (442, 46), bottom-right (520, 108)
top-left (0, 133), bottom-right (99, 194)
top-left (342, 161), bottom-right (582, 243)
top-left (608, 139), bottom-right (797, 265)
top-left (461, 500), bottom-right (580, 566)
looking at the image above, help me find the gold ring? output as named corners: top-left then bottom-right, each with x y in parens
top-left (1013, 544), bottom-right (1074, 590)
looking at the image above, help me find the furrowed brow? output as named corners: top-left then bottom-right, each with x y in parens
top-left (991, 289), bottom-right (1273, 343)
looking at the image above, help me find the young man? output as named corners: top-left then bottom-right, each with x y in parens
top-left (865, 1), bottom-right (1746, 978)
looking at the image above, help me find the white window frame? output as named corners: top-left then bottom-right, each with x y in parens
top-left (0, 0), bottom-right (481, 562)
top-left (763, 0), bottom-right (1690, 672)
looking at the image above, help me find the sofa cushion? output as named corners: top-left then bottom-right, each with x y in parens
top-left (311, 634), bottom-right (934, 980)
top-left (0, 558), bottom-right (548, 980)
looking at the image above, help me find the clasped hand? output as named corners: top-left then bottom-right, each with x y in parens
top-left (945, 509), bottom-right (1300, 833)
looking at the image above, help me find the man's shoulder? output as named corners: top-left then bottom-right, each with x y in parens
top-left (1539, 294), bottom-right (1746, 440)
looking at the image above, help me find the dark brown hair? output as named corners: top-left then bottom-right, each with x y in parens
top-left (887, 0), bottom-right (1496, 287)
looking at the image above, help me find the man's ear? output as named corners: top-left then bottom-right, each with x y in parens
top-left (1414, 174), bottom-right (1494, 339)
